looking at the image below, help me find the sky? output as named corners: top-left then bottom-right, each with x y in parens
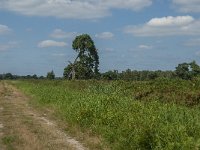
top-left (0, 0), bottom-right (200, 76)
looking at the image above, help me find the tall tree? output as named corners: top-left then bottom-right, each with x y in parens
top-left (46, 70), bottom-right (55, 80)
top-left (64, 34), bottom-right (99, 80)
top-left (4, 73), bottom-right (14, 80)
top-left (175, 63), bottom-right (191, 80)
top-left (190, 61), bottom-right (200, 76)
top-left (175, 61), bottom-right (200, 80)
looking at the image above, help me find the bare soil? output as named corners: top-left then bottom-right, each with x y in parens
top-left (0, 82), bottom-right (87, 150)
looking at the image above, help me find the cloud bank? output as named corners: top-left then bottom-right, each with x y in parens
top-left (0, 24), bottom-right (11, 35)
top-left (0, 41), bottom-right (18, 51)
top-left (50, 29), bottom-right (77, 39)
top-left (173, 0), bottom-right (200, 13)
top-left (0, 0), bottom-right (152, 19)
top-left (124, 16), bottom-right (200, 36)
top-left (38, 40), bottom-right (67, 48)
top-left (138, 45), bottom-right (152, 49)
top-left (186, 38), bottom-right (200, 46)
top-left (95, 32), bottom-right (114, 39)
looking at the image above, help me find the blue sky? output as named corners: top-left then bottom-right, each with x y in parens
top-left (0, 0), bottom-right (200, 76)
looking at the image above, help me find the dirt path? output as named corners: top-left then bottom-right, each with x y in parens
top-left (0, 81), bottom-right (87, 150)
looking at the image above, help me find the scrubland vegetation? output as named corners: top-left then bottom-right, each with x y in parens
top-left (12, 78), bottom-right (200, 149)
top-left (3, 34), bottom-right (200, 149)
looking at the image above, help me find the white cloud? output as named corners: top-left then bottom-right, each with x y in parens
top-left (0, 41), bottom-right (18, 51)
top-left (38, 40), bottom-right (67, 48)
top-left (95, 32), bottom-right (114, 39)
top-left (147, 16), bottom-right (194, 27)
top-left (0, 24), bottom-right (11, 35)
top-left (50, 29), bottom-right (77, 39)
top-left (0, 44), bottom-right (12, 51)
top-left (0, 0), bottom-right (152, 19)
top-left (185, 38), bottom-right (200, 46)
top-left (173, 0), bottom-right (200, 13)
top-left (138, 45), bottom-right (152, 49)
top-left (100, 0), bottom-right (152, 10)
top-left (124, 16), bottom-right (200, 37)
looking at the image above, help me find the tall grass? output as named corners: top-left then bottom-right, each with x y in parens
top-left (12, 79), bottom-right (200, 149)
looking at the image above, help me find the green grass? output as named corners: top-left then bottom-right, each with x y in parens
top-left (2, 135), bottom-right (16, 150)
top-left (11, 79), bottom-right (200, 149)
top-left (2, 136), bottom-right (15, 145)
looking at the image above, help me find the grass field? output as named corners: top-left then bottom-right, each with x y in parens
top-left (11, 78), bottom-right (200, 149)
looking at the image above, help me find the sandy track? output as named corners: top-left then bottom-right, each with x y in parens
top-left (0, 82), bottom-right (87, 150)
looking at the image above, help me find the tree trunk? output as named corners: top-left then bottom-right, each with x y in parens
top-left (72, 66), bottom-right (76, 80)
top-left (69, 53), bottom-right (80, 80)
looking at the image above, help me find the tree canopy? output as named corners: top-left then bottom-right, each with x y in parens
top-left (46, 70), bottom-right (55, 80)
top-left (175, 61), bottom-right (200, 80)
top-left (64, 34), bottom-right (99, 80)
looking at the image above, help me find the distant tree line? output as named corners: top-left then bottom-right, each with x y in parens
top-left (0, 70), bottom-right (55, 80)
top-left (100, 61), bottom-right (200, 81)
top-left (1, 61), bottom-right (200, 81)
top-left (101, 69), bottom-right (175, 81)
top-left (0, 73), bottom-right (44, 80)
